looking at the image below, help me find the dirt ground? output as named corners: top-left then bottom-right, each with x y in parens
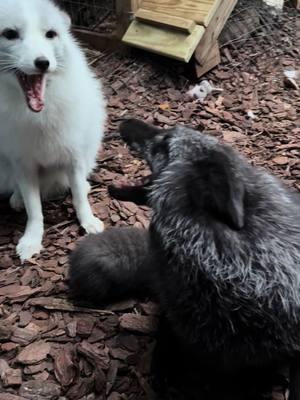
top-left (0, 4), bottom-right (299, 400)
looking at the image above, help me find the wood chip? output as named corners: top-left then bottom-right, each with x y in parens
top-left (17, 341), bottom-right (51, 365)
top-left (19, 380), bottom-right (61, 399)
top-left (0, 359), bottom-right (22, 387)
top-left (54, 347), bottom-right (76, 387)
top-left (119, 314), bottom-right (158, 334)
top-left (28, 297), bottom-right (113, 315)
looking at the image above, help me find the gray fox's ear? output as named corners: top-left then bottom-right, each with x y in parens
top-left (189, 149), bottom-right (245, 230)
top-left (119, 119), bottom-right (162, 146)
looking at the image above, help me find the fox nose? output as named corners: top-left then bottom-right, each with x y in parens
top-left (34, 57), bottom-right (50, 72)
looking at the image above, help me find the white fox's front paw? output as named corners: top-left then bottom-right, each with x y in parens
top-left (17, 235), bottom-right (43, 263)
top-left (81, 216), bottom-right (104, 234)
top-left (10, 192), bottom-right (24, 211)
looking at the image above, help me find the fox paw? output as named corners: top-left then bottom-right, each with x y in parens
top-left (81, 216), bottom-right (104, 234)
top-left (17, 236), bottom-right (43, 263)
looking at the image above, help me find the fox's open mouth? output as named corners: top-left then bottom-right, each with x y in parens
top-left (16, 71), bottom-right (46, 113)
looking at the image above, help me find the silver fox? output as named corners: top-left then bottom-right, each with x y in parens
top-left (69, 119), bottom-right (300, 399)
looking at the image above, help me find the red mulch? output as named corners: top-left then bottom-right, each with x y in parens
top-left (0, 5), bottom-right (299, 400)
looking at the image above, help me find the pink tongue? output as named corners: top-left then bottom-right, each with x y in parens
top-left (21, 75), bottom-right (45, 113)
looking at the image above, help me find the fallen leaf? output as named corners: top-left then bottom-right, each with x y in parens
top-left (158, 103), bottom-right (170, 111)
top-left (273, 156), bottom-right (290, 165)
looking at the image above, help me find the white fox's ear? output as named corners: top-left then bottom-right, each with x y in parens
top-left (61, 10), bottom-right (72, 28)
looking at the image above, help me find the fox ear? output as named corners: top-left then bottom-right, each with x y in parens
top-left (119, 119), bottom-right (162, 146)
top-left (61, 10), bottom-right (71, 28)
top-left (189, 149), bottom-right (245, 230)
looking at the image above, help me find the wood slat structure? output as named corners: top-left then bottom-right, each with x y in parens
top-left (123, 21), bottom-right (205, 62)
top-left (141, 0), bottom-right (221, 26)
top-left (135, 9), bottom-right (196, 33)
top-left (195, 0), bottom-right (237, 66)
top-left (121, 0), bottom-right (238, 77)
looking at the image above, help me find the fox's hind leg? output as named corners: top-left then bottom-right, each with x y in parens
top-left (10, 188), bottom-right (24, 211)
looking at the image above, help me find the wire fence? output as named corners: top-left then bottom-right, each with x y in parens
top-left (220, 0), bottom-right (290, 49)
top-left (219, 0), bottom-right (299, 72)
top-left (59, 0), bottom-right (116, 33)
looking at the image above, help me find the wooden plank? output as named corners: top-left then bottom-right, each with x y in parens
top-left (135, 8), bottom-right (196, 33)
top-left (140, 0), bottom-right (221, 27)
top-left (73, 29), bottom-right (118, 51)
top-left (122, 20), bottom-right (205, 62)
top-left (195, 0), bottom-right (237, 65)
top-left (194, 41), bottom-right (220, 78)
top-left (131, 0), bottom-right (142, 13)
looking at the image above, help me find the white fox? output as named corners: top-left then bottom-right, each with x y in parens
top-left (0, 0), bottom-right (106, 262)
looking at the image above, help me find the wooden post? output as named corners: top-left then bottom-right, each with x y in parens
top-left (194, 41), bottom-right (220, 78)
top-left (115, 0), bottom-right (141, 38)
top-left (131, 0), bottom-right (141, 13)
top-left (294, 0), bottom-right (300, 9)
top-left (194, 0), bottom-right (237, 66)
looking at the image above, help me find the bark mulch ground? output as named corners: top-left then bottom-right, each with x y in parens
top-left (0, 4), bottom-right (299, 400)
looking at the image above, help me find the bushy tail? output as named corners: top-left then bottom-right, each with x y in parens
top-left (68, 227), bottom-right (155, 306)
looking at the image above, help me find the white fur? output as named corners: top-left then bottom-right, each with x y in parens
top-left (0, 0), bottom-right (106, 262)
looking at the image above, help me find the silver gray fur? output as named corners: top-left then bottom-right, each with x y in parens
top-left (70, 119), bottom-right (300, 375)
top-left (120, 120), bottom-right (300, 370)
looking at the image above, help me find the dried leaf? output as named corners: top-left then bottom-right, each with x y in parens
top-left (273, 156), bottom-right (290, 165)
top-left (158, 103), bottom-right (170, 111)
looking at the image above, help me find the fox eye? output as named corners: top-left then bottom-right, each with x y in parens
top-left (46, 30), bottom-right (57, 39)
top-left (2, 29), bottom-right (19, 40)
